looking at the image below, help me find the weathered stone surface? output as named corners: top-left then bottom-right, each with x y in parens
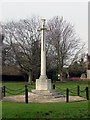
top-left (31, 89), bottom-right (64, 98)
top-left (36, 75), bottom-right (51, 91)
top-left (31, 75), bottom-right (64, 98)
top-left (87, 70), bottom-right (90, 79)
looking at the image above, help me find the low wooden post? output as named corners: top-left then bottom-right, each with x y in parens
top-left (0, 87), bottom-right (2, 100)
top-left (25, 85), bottom-right (28, 103)
top-left (66, 88), bottom-right (69, 103)
top-left (53, 84), bottom-right (55, 89)
top-left (3, 86), bottom-right (5, 97)
top-left (77, 85), bottom-right (80, 96)
top-left (86, 87), bottom-right (89, 100)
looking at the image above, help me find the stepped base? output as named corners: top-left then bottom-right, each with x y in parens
top-left (31, 89), bottom-right (64, 98)
top-left (32, 75), bottom-right (65, 98)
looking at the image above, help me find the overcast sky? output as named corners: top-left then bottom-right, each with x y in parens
top-left (0, 1), bottom-right (88, 51)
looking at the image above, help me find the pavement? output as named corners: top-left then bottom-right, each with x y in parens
top-left (3, 94), bottom-right (86, 103)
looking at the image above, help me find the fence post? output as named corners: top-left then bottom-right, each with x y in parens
top-left (25, 85), bottom-right (28, 103)
top-left (66, 88), bottom-right (69, 103)
top-left (53, 84), bottom-right (55, 89)
top-left (77, 85), bottom-right (80, 96)
top-left (0, 87), bottom-right (2, 100)
top-left (86, 87), bottom-right (89, 100)
top-left (3, 86), bottom-right (5, 97)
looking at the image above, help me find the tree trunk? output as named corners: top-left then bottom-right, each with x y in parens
top-left (60, 71), bottom-right (63, 82)
top-left (28, 72), bottom-right (32, 84)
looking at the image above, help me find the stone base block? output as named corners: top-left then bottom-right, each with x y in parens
top-left (36, 75), bottom-right (51, 90)
top-left (87, 70), bottom-right (90, 79)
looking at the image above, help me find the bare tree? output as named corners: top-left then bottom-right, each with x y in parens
top-left (1, 16), bottom-right (86, 82)
top-left (46, 16), bottom-right (85, 81)
top-left (2, 16), bottom-right (41, 83)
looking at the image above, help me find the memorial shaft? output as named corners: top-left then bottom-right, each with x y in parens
top-left (41, 19), bottom-right (46, 76)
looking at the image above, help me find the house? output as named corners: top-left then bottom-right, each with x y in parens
top-left (1, 66), bottom-right (28, 81)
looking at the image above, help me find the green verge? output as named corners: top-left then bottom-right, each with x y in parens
top-left (2, 81), bottom-right (90, 119)
top-left (2, 81), bottom-right (89, 97)
top-left (2, 101), bottom-right (89, 119)
top-left (0, 81), bottom-right (2, 120)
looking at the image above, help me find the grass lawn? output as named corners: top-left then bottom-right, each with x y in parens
top-left (2, 101), bottom-right (90, 119)
top-left (1, 81), bottom-right (90, 119)
top-left (2, 82), bottom-right (35, 96)
top-left (2, 81), bottom-right (89, 97)
top-left (55, 81), bottom-right (90, 97)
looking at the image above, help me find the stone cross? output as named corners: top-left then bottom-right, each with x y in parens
top-left (32, 19), bottom-right (64, 97)
top-left (35, 19), bottom-right (51, 91)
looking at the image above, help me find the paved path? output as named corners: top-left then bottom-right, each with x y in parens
top-left (3, 94), bottom-right (86, 103)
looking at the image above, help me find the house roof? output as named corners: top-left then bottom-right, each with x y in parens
top-left (0, 66), bottom-right (23, 75)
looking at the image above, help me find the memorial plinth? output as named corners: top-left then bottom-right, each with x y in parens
top-left (36, 76), bottom-right (51, 91)
top-left (87, 70), bottom-right (90, 79)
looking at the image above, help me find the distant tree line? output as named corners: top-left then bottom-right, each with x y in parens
top-left (0, 16), bottom-right (86, 82)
